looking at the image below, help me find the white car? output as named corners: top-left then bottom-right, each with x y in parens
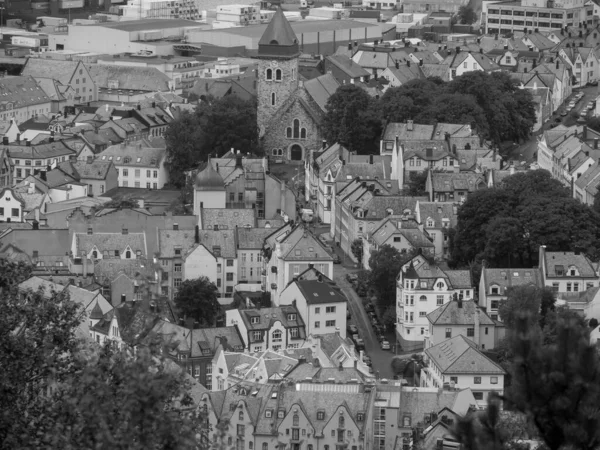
top-left (380, 340), bottom-right (391, 350)
top-left (588, 102), bottom-right (595, 110)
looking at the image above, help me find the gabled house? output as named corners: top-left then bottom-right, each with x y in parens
top-left (537, 124), bottom-right (580, 173)
top-left (396, 254), bottom-right (473, 351)
top-left (324, 54), bottom-right (370, 85)
top-left (226, 305), bottom-right (306, 352)
top-left (558, 46), bottom-right (600, 87)
top-left (93, 258), bottom-right (158, 306)
top-left (574, 160), bottom-right (600, 205)
top-left (279, 277), bottom-right (348, 339)
top-left (479, 265), bottom-right (543, 321)
top-left (380, 61), bottom-right (424, 90)
top-left (58, 158), bottom-right (118, 197)
top-left (426, 172), bottom-right (486, 203)
top-left (263, 224), bottom-right (333, 302)
top-left (0, 187), bottom-right (25, 223)
top-left (415, 201), bottom-right (458, 260)
top-left (139, 319), bottom-right (244, 390)
top-left (362, 217), bottom-right (434, 269)
top-left (426, 299), bottom-right (497, 350)
top-left (444, 50), bottom-right (500, 81)
top-left (422, 335), bottom-right (506, 406)
top-left (538, 245), bottom-right (599, 300)
top-left (72, 230), bottom-right (147, 261)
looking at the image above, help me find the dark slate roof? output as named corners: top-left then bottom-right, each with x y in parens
top-left (425, 335), bottom-right (505, 375)
top-left (258, 8), bottom-right (299, 57)
top-left (195, 161), bottom-right (225, 191)
top-left (427, 300), bottom-right (495, 326)
top-left (482, 268), bottom-right (542, 295)
top-left (295, 279), bottom-right (347, 305)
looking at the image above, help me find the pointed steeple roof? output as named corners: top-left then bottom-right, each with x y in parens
top-left (195, 160), bottom-right (225, 191)
top-left (258, 8), bottom-right (300, 59)
top-left (90, 300), bottom-right (104, 320)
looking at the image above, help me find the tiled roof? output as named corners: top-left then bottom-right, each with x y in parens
top-left (158, 229), bottom-right (196, 258)
top-left (76, 232), bottom-right (147, 256)
top-left (60, 160), bottom-right (114, 180)
top-left (417, 201), bottom-right (458, 229)
top-left (0, 75), bottom-right (52, 109)
top-left (482, 268), bottom-right (542, 294)
top-left (445, 270), bottom-right (472, 289)
top-left (295, 279), bottom-right (347, 305)
top-left (427, 300), bottom-right (495, 326)
top-left (201, 208), bottom-right (256, 230)
top-left (96, 144), bottom-right (165, 168)
top-left (93, 258), bottom-right (154, 284)
top-left (382, 122), bottom-right (472, 141)
top-left (236, 227), bottom-right (274, 250)
top-left (397, 388), bottom-right (463, 421)
top-left (543, 250), bottom-right (597, 278)
top-left (425, 335), bottom-right (505, 375)
top-left (277, 225), bottom-right (332, 261)
top-left (197, 229), bottom-right (237, 258)
top-left (421, 63), bottom-right (450, 81)
top-left (21, 59), bottom-right (80, 83)
top-left (87, 64), bottom-right (172, 92)
top-left (354, 50), bottom-right (392, 69)
top-left (0, 228), bottom-right (70, 258)
top-left (326, 54), bottom-right (370, 78)
top-left (403, 140), bottom-right (453, 161)
top-left (7, 140), bottom-right (76, 159)
top-left (359, 195), bottom-right (427, 220)
top-left (430, 172), bottom-right (486, 192)
top-left (303, 73), bottom-right (340, 112)
top-left (18, 275), bottom-right (67, 299)
top-left (44, 168), bottom-right (78, 188)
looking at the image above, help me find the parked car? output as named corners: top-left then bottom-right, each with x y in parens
top-left (363, 356), bottom-right (372, 366)
top-left (333, 254), bottom-right (341, 264)
top-left (348, 324), bottom-right (358, 334)
top-left (380, 340), bottom-right (391, 350)
top-left (346, 273), bottom-right (358, 283)
top-left (588, 102), bottom-right (595, 110)
top-left (376, 333), bottom-right (386, 342)
top-left (351, 333), bottom-right (360, 342)
top-left (364, 303), bottom-right (375, 313)
top-left (355, 338), bottom-right (365, 350)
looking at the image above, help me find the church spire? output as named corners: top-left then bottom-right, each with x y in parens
top-left (258, 7), bottom-right (300, 59)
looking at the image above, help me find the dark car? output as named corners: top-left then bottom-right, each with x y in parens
top-left (376, 333), bottom-right (386, 342)
top-left (346, 273), bottom-right (358, 283)
top-left (364, 303), bottom-right (375, 313)
top-left (348, 324), bottom-right (358, 334)
top-left (333, 254), bottom-right (341, 264)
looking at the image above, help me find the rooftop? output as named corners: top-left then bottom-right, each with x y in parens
top-left (425, 335), bottom-right (505, 375)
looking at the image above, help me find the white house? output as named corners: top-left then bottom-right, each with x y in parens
top-left (396, 254), bottom-right (473, 352)
top-left (421, 335), bottom-right (506, 406)
top-left (96, 142), bottom-right (168, 189)
top-left (0, 187), bottom-right (25, 222)
top-left (225, 305), bottom-right (306, 352)
top-left (279, 277), bottom-right (348, 339)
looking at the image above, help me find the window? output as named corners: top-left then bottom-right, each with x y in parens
top-left (11, 208), bottom-right (18, 217)
top-left (266, 68), bottom-right (272, 80)
top-left (419, 312), bottom-right (426, 317)
top-left (315, 307), bottom-right (320, 314)
top-left (290, 328), bottom-right (298, 338)
top-left (175, 264), bottom-right (182, 272)
top-left (325, 320), bottom-right (336, 327)
top-left (272, 330), bottom-right (282, 342)
top-left (491, 376), bottom-right (498, 384)
top-left (474, 376), bottom-right (481, 384)
top-left (437, 295), bottom-right (444, 305)
top-left (275, 68), bottom-right (282, 80)
top-left (114, 250), bottom-right (120, 257)
top-left (293, 414), bottom-right (299, 426)
top-left (263, 444), bottom-right (268, 450)
top-left (265, 410), bottom-right (272, 418)
top-left (153, 170), bottom-right (158, 178)
top-left (445, 328), bottom-right (452, 338)
top-left (236, 425), bottom-right (245, 436)
top-left (271, 92), bottom-right (276, 106)
top-left (317, 410), bottom-right (325, 420)
top-left (490, 300), bottom-right (499, 310)
top-left (239, 411), bottom-right (244, 421)
top-left (226, 273), bottom-right (234, 281)
top-left (473, 392), bottom-right (484, 400)
top-left (485, 327), bottom-right (489, 335)
top-left (467, 327), bottom-right (474, 337)
top-left (134, 169), bottom-right (140, 178)
top-left (123, 169), bottom-right (128, 177)
top-left (227, 259), bottom-right (234, 266)
top-left (326, 306), bottom-right (336, 313)
top-left (315, 321), bottom-right (320, 328)
top-left (450, 376), bottom-right (458, 384)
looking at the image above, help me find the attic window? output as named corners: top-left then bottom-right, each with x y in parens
top-left (555, 265), bottom-right (564, 276)
top-left (513, 272), bottom-right (519, 277)
top-left (287, 313), bottom-right (297, 321)
top-left (265, 409), bottom-right (273, 418)
top-left (313, 293), bottom-right (319, 297)
top-left (116, 156), bottom-right (121, 161)
top-left (295, 250), bottom-right (301, 256)
top-left (101, 156), bottom-right (106, 160)
top-left (123, 157), bottom-right (131, 163)
top-left (250, 316), bottom-right (260, 324)
top-left (136, 157), bottom-right (142, 163)
top-left (278, 409), bottom-right (285, 419)
top-left (317, 410), bottom-right (325, 420)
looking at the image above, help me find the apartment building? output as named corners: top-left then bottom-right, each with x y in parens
top-left (9, 140), bottom-right (76, 183)
top-left (226, 305), bottom-right (306, 352)
top-left (415, 201), bottom-right (458, 260)
top-left (538, 245), bottom-right (599, 299)
top-left (279, 277), bottom-right (348, 339)
top-left (96, 142), bottom-right (168, 189)
top-left (484, 0), bottom-right (587, 35)
top-left (421, 335), bottom-right (506, 406)
top-left (396, 254), bottom-right (473, 352)
top-left (236, 227), bottom-right (272, 286)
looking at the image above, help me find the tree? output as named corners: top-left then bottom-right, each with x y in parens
top-left (174, 276), bottom-right (220, 326)
top-left (590, 317), bottom-right (599, 329)
top-left (322, 84), bottom-right (382, 154)
top-left (351, 239), bottom-right (364, 263)
top-left (165, 96), bottom-right (258, 188)
top-left (498, 285), bottom-right (544, 329)
top-left (379, 79), bottom-right (437, 123)
top-left (0, 273), bottom-right (82, 446)
top-left (382, 305), bottom-right (396, 331)
top-left (203, 96), bottom-right (259, 157)
top-left (457, 5), bottom-right (477, 24)
top-left (36, 345), bottom-right (199, 450)
top-left (405, 169), bottom-right (429, 196)
top-left (418, 93), bottom-right (489, 137)
top-left (368, 245), bottom-right (411, 307)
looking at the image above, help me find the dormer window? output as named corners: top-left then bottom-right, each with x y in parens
top-left (250, 316), bottom-right (260, 324)
top-left (426, 218), bottom-right (435, 227)
top-left (555, 265), bottom-right (565, 276)
top-left (490, 286), bottom-right (499, 294)
top-left (287, 313), bottom-right (297, 321)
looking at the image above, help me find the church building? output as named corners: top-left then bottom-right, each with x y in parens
top-left (256, 8), bottom-right (340, 163)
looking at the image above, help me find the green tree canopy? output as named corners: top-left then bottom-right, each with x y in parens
top-left (368, 245), bottom-right (415, 307)
top-left (165, 96), bottom-right (258, 188)
top-left (174, 276), bottom-right (220, 326)
top-left (457, 5), bottom-right (478, 24)
top-left (322, 84), bottom-right (382, 154)
top-left (351, 239), bottom-right (364, 263)
top-left (451, 170), bottom-right (600, 267)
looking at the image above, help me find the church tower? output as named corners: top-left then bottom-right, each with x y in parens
top-left (256, 8), bottom-right (300, 137)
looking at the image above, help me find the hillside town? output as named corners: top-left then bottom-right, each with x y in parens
top-left (3, 0), bottom-right (600, 448)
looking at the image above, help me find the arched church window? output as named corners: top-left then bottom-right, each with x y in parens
top-left (275, 69), bottom-right (282, 80)
top-left (271, 92), bottom-right (276, 106)
top-left (293, 119), bottom-right (300, 138)
top-left (266, 68), bottom-right (272, 80)
top-left (286, 127), bottom-right (292, 138)
top-left (300, 128), bottom-right (306, 139)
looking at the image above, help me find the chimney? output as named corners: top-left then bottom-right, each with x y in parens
top-left (480, 48), bottom-right (483, 53)
top-left (236, 153), bottom-right (243, 168)
top-left (16, 133), bottom-right (20, 142)
top-left (369, 154), bottom-right (373, 164)
top-left (82, 251), bottom-right (88, 276)
top-left (419, 58), bottom-right (423, 66)
top-left (152, 101), bottom-right (156, 108)
top-left (2, 136), bottom-right (7, 145)
top-left (556, 60), bottom-right (559, 69)
top-left (322, 139), bottom-right (327, 149)
top-left (504, 44), bottom-right (508, 50)
top-left (137, 104), bottom-right (141, 111)
top-left (426, 148), bottom-right (433, 158)
top-left (407, 120), bottom-right (414, 131)
top-left (407, 60), bottom-right (411, 67)
top-left (87, 155), bottom-right (93, 163)
top-left (354, 41), bottom-right (358, 47)
top-left (458, 295), bottom-right (463, 308)
top-left (25, 139), bottom-right (30, 147)
top-left (474, 304), bottom-right (481, 346)
top-left (456, 46), bottom-right (461, 53)
top-left (595, 138), bottom-right (598, 150)
top-left (395, 60), bottom-right (399, 69)
top-left (348, 42), bottom-right (352, 50)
